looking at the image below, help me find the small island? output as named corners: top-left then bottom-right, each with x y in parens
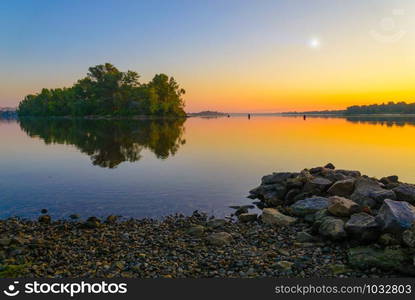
top-left (17, 63), bottom-right (186, 118)
top-left (0, 107), bottom-right (17, 119)
top-left (187, 111), bottom-right (228, 117)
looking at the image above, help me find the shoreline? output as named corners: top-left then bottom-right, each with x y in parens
top-left (0, 213), bottom-right (403, 278)
top-left (1, 163), bottom-right (415, 278)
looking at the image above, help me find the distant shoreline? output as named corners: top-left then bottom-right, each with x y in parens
top-left (280, 113), bottom-right (415, 118)
top-left (16, 115), bottom-right (188, 120)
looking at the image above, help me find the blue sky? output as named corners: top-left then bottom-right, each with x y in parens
top-left (1, 0), bottom-right (415, 112)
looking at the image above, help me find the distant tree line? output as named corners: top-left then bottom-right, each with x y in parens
top-left (345, 101), bottom-right (415, 115)
top-left (17, 63), bottom-right (186, 117)
top-left (282, 101), bottom-right (415, 115)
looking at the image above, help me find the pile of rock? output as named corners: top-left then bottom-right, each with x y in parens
top-left (247, 164), bottom-right (415, 275)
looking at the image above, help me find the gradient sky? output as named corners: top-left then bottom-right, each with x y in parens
top-left (1, 0), bottom-right (415, 112)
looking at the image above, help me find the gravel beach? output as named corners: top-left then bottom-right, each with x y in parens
top-left (0, 212), bottom-right (403, 278)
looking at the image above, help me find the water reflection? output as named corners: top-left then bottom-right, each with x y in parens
top-left (18, 118), bottom-right (186, 168)
top-left (345, 116), bottom-right (415, 127)
top-left (284, 115), bottom-right (415, 127)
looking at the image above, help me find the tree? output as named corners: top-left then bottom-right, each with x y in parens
top-left (17, 63), bottom-right (186, 117)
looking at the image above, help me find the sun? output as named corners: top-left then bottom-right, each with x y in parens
top-left (309, 38), bottom-right (320, 49)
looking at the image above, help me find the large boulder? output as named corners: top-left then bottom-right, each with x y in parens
top-left (290, 196), bottom-right (330, 216)
top-left (318, 217), bottom-right (347, 240)
top-left (345, 212), bottom-right (380, 242)
top-left (262, 184), bottom-right (287, 206)
top-left (286, 177), bottom-right (304, 189)
top-left (327, 196), bottom-right (360, 217)
top-left (350, 178), bottom-right (386, 208)
top-left (261, 208), bottom-right (297, 226)
top-left (327, 179), bottom-right (355, 197)
top-left (284, 188), bottom-right (301, 205)
top-left (369, 189), bottom-right (396, 203)
top-left (303, 177), bottom-right (333, 194)
top-left (261, 172), bottom-right (294, 185)
top-left (376, 199), bottom-right (415, 233)
top-left (249, 183), bottom-right (286, 205)
top-left (348, 247), bottom-right (410, 272)
top-left (393, 184), bottom-right (415, 204)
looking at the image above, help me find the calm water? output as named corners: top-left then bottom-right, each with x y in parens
top-left (1, 115), bottom-right (415, 219)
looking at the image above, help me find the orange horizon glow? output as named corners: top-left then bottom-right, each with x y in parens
top-left (2, 1), bottom-right (415, 113)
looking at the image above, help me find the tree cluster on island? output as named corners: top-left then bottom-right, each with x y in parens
top-left (17, 63), bottom-right (186, 117)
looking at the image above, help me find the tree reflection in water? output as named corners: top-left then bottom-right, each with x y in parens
top-left (19, 118), bottom-right (186, 168)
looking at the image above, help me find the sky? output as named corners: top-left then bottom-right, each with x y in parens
top-left (1, 0), bottom-right (415, 112)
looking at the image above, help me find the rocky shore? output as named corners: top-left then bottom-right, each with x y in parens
top-left (246, 163), bottom-right (415, 276)
top-left (1, 164), bottom-right (415, 278)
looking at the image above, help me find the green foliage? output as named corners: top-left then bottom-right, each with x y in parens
top-left (17, 63), bottom-right (186, 117)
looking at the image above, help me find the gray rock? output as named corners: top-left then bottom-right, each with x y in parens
top-left (262, 184), bottom-right (287, 206)
top-left (261, 208), bottom-right (297, 226)
top-left (296, 231), bottom-right (316, 242)
top-left (206, 232), bottom-right (233, 246)
top-left (345, 212), bottom-right (380, 242)
top-left (238, 213), bottom-right (258, 223)
top-left (290, 196), bottom-right (330, 216)
top-left (348, 246), bottom-right (409, 272)
top-left (303, 177), bottom-right (333, 193)
top-left (328, 196), bottom-right (360, 217)
top-left (261, 172), bottom-right (293, 185)
top-left (284, 188), bottom-right (301, 205)
top-left (369, 189), bottom-right (396, 203)
top-left (327, 179), bottom-right (355, 197)
top-left (350, 178), bottom-right (385, 208)
top-left (318, 217), bottom-right (347, 240)
top-left (376, 199), bottom-right (415, 233)
top-left (292, 192), bottom-right (313, 203)
top-left (286, 177), bottom-right (303, 189)
top-left (393, 184), bottom-right (415, 204)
